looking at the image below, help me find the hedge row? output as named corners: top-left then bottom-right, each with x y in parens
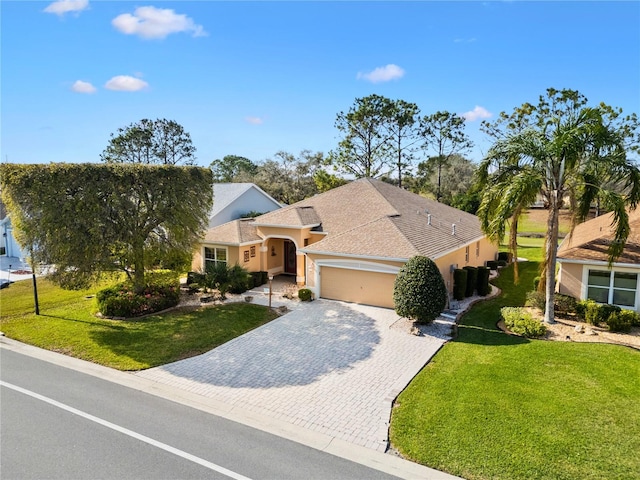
top-left (453, 266), bottom-right (491, 300)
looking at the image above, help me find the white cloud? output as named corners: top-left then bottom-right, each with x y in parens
top-left (462, 105), bottom-right (492, 121)
top-left (356, 64), bottom-right (405, 83)
top-left (43, 0), bottom-right (89, 16)
top-left (104, 75), bottom-right (149, 92)
top-left (245, 116), bottom-right (264, 125)
top-left (112, 6), bottom-right (207, 40)
top-left (71, 80), bottom-right (96, 94)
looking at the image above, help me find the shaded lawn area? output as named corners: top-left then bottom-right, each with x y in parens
top-left (0, 278), bottom-right (278, 371)
top-left (390, 260), bottom-right (640, 480)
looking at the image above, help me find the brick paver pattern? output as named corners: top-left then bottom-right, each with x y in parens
top-left (135, 297), bottom-right (451, 451)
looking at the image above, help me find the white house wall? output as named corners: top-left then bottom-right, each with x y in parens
top-left (209, 187), bottom-right (281, 227)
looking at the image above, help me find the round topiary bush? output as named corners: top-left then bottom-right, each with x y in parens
top-left (393, 256), bottom-right (447, 324)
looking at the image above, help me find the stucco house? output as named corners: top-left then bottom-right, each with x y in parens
top-left (209, 183), bottom-right (281, 228)
top-left (193, 178), bottom-right (498, 308)
top-left (0, 200), bottom-right (28, 259)
top-left (557, 207), bottom-right (640, 311)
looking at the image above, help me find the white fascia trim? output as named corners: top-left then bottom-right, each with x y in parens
top-left (315, 258), bottom-right (402, 274)
top-left (558, 258), bottom-right (640, 270)
top-left (301, 249), bottom-right (409, 263)
top-left (431, 235), bottom-right (488, 260)
top-left (253, 223), bottom-right (321, 230)
top-left (201, 240), bottom-right (261, 248)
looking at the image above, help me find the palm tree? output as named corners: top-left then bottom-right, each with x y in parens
top-left (478, 88), bottom-right (640, 324)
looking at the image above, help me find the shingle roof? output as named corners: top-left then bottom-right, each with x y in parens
top-left (203, 178), bottom-right (486, 260)
top-left (558, 207), bottom-right (640, 265)
top-left (203, 218), bottom-right (262, 245)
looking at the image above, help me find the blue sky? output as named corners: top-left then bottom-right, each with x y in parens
top-left (2, 1), bottom-right (639, 168)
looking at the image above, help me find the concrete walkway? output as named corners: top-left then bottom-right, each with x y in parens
top-left (136, 296), bottom-right (454, 452)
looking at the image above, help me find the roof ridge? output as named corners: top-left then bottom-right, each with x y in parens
top-left (362, 178), bottom-right (400, 216)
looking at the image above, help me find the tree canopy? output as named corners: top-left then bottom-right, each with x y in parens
top-left (0, 163), bottom-right (213, 289)
top-left (101, 118), bottom-right (197, 165)
top-left (419, 111), bottom-right (473, 202)
top-left (328, 94), bottom-right (395, 179)
top-left (477, 88), bottom-right (640, 324)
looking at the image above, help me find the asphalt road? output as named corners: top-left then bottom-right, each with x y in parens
top-left (1, 348), bottom-right (401, 480)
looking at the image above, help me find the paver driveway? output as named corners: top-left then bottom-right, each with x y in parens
top-left (135, 298), bottom-right (452, 451)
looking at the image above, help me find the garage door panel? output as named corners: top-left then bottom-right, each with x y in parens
top-left (320, 267), bottom-right (395, 308)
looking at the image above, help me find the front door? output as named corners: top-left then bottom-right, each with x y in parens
top-left (284, 240), bottom-right (297, 274)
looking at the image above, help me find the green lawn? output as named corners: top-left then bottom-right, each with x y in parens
top-left (0, 278), bottom-right (278, 370)
top-left (390, 260), bottom-right (640, 480)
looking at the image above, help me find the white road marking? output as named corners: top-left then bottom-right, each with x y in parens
top-left (1, 380), bottom-right (253, 480)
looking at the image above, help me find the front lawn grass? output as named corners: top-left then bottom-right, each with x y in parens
top-left (390, 260), bottom-right (640, 480)
top-left (0, 278), bottom-right (278, 370)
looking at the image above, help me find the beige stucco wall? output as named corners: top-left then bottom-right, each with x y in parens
top-left (435, 238), bottom-right (498, 292)
top-left (557, 262), bottom-right (583, 298)
top-left (267, 238), bottom-right (285, 271)
top-left (256, 226), bottom-right (306, 248)
top-left (237, 243), bottom-right (262, 271)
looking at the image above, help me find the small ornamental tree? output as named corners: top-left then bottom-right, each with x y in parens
top-left (393, 256), bottom-right (447, 324)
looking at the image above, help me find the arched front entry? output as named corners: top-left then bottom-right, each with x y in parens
top-left (262, 236), bottom-right (306, 285)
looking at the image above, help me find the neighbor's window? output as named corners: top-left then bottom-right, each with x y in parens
top-left (476, 241), bottom-right (480, 258)
top-left (587, 269), bottom-right (638, 308)
top-left (465, 246), bottom-right (469, 262)
top-left (204, 247), bottom-right (227, 268)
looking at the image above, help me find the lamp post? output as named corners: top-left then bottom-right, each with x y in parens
top-left (268, 275), bottom-right (274, 308)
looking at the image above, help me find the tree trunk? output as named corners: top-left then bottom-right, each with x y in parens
top-left (510, 211), bottom-right (520, 285)
top-left (132, 242), bottom-right (145, 291)
top-left (543, 192), bottom-right (560, 324)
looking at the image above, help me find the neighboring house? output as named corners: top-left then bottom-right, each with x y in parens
top-left (209, 183), bottom-right (282, 228)
top-left (557, 207), bottom-right (640, 311)
top-left (0, 200), bottom-right (28, 259)
top-left (194, 178), bottom-right (498, 308)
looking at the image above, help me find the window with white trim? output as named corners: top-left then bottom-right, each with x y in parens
top-left (586, 269), bottom-right (638, 309)
top-left (204, 247), bottom-right (227, 268)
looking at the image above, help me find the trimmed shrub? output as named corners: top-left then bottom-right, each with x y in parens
top-left (97, 280), bottom-right (180, 318)
top-left (476, 266), bottom-right (491, 296)
top-left (250, 271), bottom-right (265, 287)
top-left (463, 266), bottom-right (478, 297)
top-left (453, 268), bottom-right (468, 301)
top-left (579, 299), bottom-right (621, 326)
top-left (246, 275), bottom-right (254, 290)
top-left (554, 294), bottom-right (578, 316)
top-left (497, 252), bottom-right (513, 263)
top-left (259, 271), bottom-right (268, 285)
top-left (501, 307), bottom-right (547, 338)
top-left (298, 288), bottom-right (313, 301)
top-left (525, 291), bottom-right (546, 311)
top-left (486, 260), bottom-right (498, 270)
top-left (607, 310), bottom-right (634, 333)
top-left (393, 256), bottom-right (447, 324)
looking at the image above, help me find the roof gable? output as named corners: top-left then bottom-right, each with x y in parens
top-left (558, 208), bottom-right (640, 264)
